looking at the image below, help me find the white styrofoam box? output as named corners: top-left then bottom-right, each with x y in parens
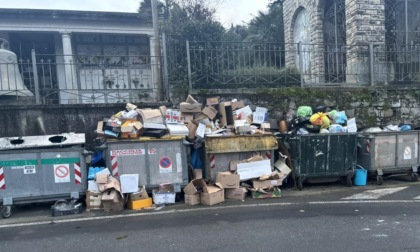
top-left (88, 180), bottom-right (99, 192)
top-left (120, 174), bottom-right (139, 194)
top-left (237, 159), bottom-right (272, 181)
top-left (152, 190), bottom-right (176, 205)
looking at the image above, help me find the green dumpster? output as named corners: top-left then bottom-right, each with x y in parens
top-left (277, 133), bottom-right (357, 190)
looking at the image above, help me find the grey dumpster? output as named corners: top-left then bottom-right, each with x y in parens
top-left (104, 136), bottom-right (189, 192)
top-left (0, 133), bottom-right (87, 218)
top-left (279, 133), bottom-right (357, 190)
top-left (204, 135), bottom-right (278, 180)
top-left (357, 131), bottom-right (420, 185)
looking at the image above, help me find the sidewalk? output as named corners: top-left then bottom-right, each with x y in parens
top-left (1, 178), bottom-right (417, 227)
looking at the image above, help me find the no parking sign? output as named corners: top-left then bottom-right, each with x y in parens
top-left (159, 156), bottom-right (172, 173)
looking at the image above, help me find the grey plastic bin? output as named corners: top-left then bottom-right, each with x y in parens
top-left (0, 133), bottom-right (87, 218)
top-left (357, 131), bottom-right (420, 185)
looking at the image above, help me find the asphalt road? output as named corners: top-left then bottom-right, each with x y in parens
top-left (1, 183), bottom-right (420, 252)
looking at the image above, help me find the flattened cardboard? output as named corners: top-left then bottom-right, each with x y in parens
top-left (274, 159), bottom-right (292, 181)
top-left (180, 102), bottom-right (202, 113)
top-left (202, 106), bottom-right (218, 120)
top-left (252, 179), bottom-right (282, 189)
top-left (187, 122), bottom-right (198, 140)
top-left (137, 109), bottom-right (164, 124)
top-left (96, 121), bottom-right (104, 134)
top-left (237, 160), bottom-right (272, 181)
top-left (231, 101), bottom-right (245, 110)
top-left (225, 187), bottom-right (247, 200)
top-left (183, 179), bottom-right (206, 195)
top-left (186, 95), bottom-right (199, 104)
top-left (215, 172), bottom-right (240, 189)
top-left (185, 194), bottom-right (201, 205)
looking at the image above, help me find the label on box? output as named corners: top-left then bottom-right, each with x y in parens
top-left (271, 180), bottom-right (278, 186)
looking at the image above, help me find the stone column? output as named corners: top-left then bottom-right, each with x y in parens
top-left (345, 0), bottom-right (387, 85)
top-left (148, 35), bottom-right (158, 101)
top-left (60, 32), bottom-right (79, 104)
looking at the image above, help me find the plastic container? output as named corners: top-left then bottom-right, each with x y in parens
top-left (353, 167), bottom-right (367, 186)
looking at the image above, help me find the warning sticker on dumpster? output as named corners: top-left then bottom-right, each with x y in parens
top-left (54, 164), bottom-right (70, 183)
top-left (159, 156), bottom-right (172, 173)
top-left (404, 146), bottom-right (412, 160)
top-left (148, 148), bottom-right (157, 155)
top-left (110, 149), bottom-right (145, 156)
top-left (24, 165), bottom-right (36, 174)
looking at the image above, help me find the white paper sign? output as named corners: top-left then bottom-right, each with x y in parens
top-left (54, 164), bottom-right (70, 183)
top-left (176, 153), bottom-right (182, 173)
top-left (347, 118), bottom-right (357, 133)
top-left (24, 165), bottom-right (36, 175)
top-left (196, 123), bottom-right (206, 138)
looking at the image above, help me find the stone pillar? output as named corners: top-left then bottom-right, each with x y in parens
top-left (60, 32), bottom-right (79, 104)
top-left (283, 0), bottom-right (324, 85)
top-left (345, 0), bottom-right (387, 85)
top-left (148, 35), bottom-right (158, 101)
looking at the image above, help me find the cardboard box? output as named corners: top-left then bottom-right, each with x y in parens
top-left (158, 183), bottom-right (174, 193)
top-left (237, 160), bottom-right (272, 181)
top-left (96, 174), bottom-right (109, 184)
top-left (86, 191), bottom-right (103, 210)
top-left (127, 198), bottom-right (153, 210)
top-left (96, 121), bottom-right (104, 134)
top-left (180, 102), bottom-right (202, 113)
top-left (152, 190), bottom-right (176, 204)
top-left (121, 120), bottom-right (143, 133)
top-left (215, 172), bottom-right (240, 189)
top-left (225, 188), bottom-right (248, 200)
top-left (274, 158), bottom-right (292, 181)
top-left (193, 169), bottom-right (203, 179)
top-left (219, 102), bottom-right (234, 126)
top-left (102, 200), bottom-right (125, 212)
top-left (252, 179), bottom-right (282, 189)
top-left (202, 106), bottom-right (218, 120)
top-left (230, 160), bottom-right (242, 172)
top-left (206, 97), bottom-right (220, 105)
top-left (186, 95), bottom-right (199, 104)
top-left (251, 188), bottom-right (281, 199)
top-left (120, 174), bottom-right (139, 194)
top-left (185, 194), bottom-right (201, 205)
top-left (165, 109), bottom-right (180, 124)
top-left (101, 189), bottom-right (120, 203)
top-left (183, 179), bottom-right (206, 195)
top-left (137, 109), bottom-right (164, 124)
top-left (180, 113), bottom-right (195, 124)
top-left (187, 122), bottom-right (198, 140)
top-left (201, 183), bottom-right (224, 206)
top-left (129, 188), bottom-right (149, 201)
top-left (231, 101), bottom-right (245, 111)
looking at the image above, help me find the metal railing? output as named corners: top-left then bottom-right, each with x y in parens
top-left (0, 50), bottom-right (160, 104)
top-left (181, 40), bottom-right (420, 89)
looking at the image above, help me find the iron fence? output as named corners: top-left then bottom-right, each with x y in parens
top-left (182, 41), bottom-right (420, 89)
top-left (0, 50), bottom-right (160, 104)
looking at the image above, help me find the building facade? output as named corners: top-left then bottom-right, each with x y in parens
top-left (0, 9), bottom-right (160, 104)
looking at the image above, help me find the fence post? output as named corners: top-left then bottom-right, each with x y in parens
top-left (162, 33), bottom-right (170, 101)
top-left (186, 40), bottom-right (192, 91)
top-left (369, 44), bottom-right (374, 86)
top-left (31, 49), bottom-right (40, 104)
top-left (298, 42), bottom-right (304, 87)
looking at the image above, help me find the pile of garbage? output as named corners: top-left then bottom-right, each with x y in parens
top-left (280, 106), bottom-right (357, 135)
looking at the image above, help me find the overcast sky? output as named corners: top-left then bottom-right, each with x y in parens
top-left (1, 0), bottom-right (270, 27)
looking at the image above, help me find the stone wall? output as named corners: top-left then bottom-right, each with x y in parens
top-left (193, 87), bottom-right (420, 129)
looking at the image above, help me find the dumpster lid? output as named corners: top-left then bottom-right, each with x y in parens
top-left (0, 133), bottom-right (85, 150)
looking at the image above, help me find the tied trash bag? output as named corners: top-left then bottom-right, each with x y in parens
top-left (296, 106), bottom-right (313, 117)
top-left (310, 112), bottom-right (330, 129)
top-left (333, 111), bottom-right (347, 125)
top-left (329, 124), bottom-right (347, 133)
top-left (400, 125), bottom-right (412, 131)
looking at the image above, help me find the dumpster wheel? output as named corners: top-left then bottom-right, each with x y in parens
top-left (376, 175), bottom-right (383, 185)
top-left (1, 206), bottom-right (12, 219)
top-left (410, 172), bottom-right (418, 182)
